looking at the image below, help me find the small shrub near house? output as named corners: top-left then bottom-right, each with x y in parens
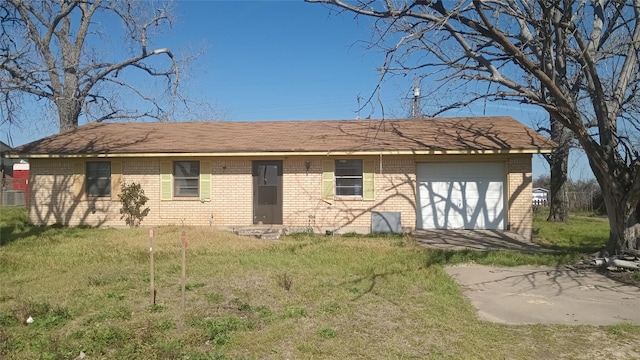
top-left (118, 181), bottom-right (150, 227)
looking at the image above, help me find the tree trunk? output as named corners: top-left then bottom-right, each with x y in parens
top-left (547, 118), bottom-right (570, 222)
top-left (604, 193), bottom-right (638, 255)
top-left (592, 166), bottom-right (640, 255)
top-left (57, 97), bottom-right (82, 132)
top-left (547, 147), bottom-right (569, 222)
top-left (577, 123), bottom-right (640, 255)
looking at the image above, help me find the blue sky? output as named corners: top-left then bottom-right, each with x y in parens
top-left (1, 0), bottom-right (593, 180)
top-left (172, 0), bottom-right (396, 121)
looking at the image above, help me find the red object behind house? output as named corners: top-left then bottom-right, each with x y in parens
top-left (13, 162), bottom-right (29, 206)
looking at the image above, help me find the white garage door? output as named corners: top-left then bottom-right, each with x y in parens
top-left (417, 162), bottom-right (505, 230)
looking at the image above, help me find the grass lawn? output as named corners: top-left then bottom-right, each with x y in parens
top-left (1, 207), bottom-right (638, 359)
top-left (532, 210), bottom-right (610, 253)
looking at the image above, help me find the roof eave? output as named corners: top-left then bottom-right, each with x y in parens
top-left (8, 148), bottom-right (554, 159)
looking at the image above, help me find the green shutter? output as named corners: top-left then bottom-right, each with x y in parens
top-left (111, 161), bottom-right (122, 201)
top-left (200, 161), bottom-right (211, 201)
top-left (73, 162), bottom-right (85, 200)
top-left (363, 160), bottom-right (375, 201)
top-left (160, 161), bottom-right (172, 201)
top-left (322, 160), bottom-right (334, 203)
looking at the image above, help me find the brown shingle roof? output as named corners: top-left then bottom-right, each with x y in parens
top-left (10, 117), bottom-right (555, 157)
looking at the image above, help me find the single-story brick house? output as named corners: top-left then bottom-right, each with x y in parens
top-left (9, 117), bottom-right (554, 238)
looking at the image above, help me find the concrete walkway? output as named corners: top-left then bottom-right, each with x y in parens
top-left (414, 229), bottom-right (551, 253)
top-left (446, 264), bottom-right (640, 325)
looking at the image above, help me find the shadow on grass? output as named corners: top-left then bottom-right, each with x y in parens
top-left (343, 268), bottom-right (410, 301)
top-left (1, 221), bottom-right (55, 247)
top-left (281, 231), bottom-right (407, 253)
top-left (0, 207), bottom-right (91, 246)
top-left (338, 247), bottom-right (581, 302)
top-left (537, 243), bottom-right (604, 254)
top-left (423, 248), bottom-right (583, 267)
top-left (341, 232), bottom-right (405, 239)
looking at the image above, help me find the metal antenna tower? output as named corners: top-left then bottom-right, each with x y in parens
top-left (412, 75), bottom-right (421, 118)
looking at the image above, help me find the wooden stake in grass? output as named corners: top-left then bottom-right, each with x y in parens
top-left (149, 228), bottom-right (155, 305)
top-left (181, 231), bottom-right (187, 311)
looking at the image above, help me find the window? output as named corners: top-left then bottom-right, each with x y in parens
top-left (335, 159), bottom-right (363, 196)
top-left (86, 162), bottom-right (111, 197)
top-left (174, 161), bottom-right (199, 197)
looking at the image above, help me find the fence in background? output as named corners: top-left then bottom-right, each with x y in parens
top-left (533, 191), bottom-right (594, 212)
top-left (1, 190), bottom-right (26, 206)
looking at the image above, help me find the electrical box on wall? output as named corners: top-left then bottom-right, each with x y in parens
top-left (371, 211), bottom-right (402, 233)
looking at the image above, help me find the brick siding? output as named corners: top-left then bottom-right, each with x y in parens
top-left (28, 154), bottom-right (533, 238)
top-left (507, 155), bottom-right (533, 239)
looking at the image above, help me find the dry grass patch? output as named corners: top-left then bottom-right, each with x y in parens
top-left (1, 207), bottom-right (639, 359)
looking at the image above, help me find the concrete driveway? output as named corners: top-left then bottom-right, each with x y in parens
top-left (415, 229), bottom-right (551, 252)
top-left (445, 264), bottom-right (640, 325)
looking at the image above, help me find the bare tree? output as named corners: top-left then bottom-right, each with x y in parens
top-left (0, 0), bottom-right (182, 132)
top-left (543, 116), bottom-right (572, 222)
top-left (532, 174), bottom-right (551, 190)
top-left (308, 0), bottom-right (640, 254)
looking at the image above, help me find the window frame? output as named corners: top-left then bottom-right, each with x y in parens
top-left (86, 161), bottom-right (111, 197)
top-left (173, 161), bottom-right (200, 198)
top-left (334, 159), bottom-right (363, 197)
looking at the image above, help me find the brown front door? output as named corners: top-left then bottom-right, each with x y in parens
top-left (252, 161), bottom-right (283, 225)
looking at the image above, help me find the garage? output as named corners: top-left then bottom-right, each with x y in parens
top-left (416, 162), bottom-right (505, 230)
